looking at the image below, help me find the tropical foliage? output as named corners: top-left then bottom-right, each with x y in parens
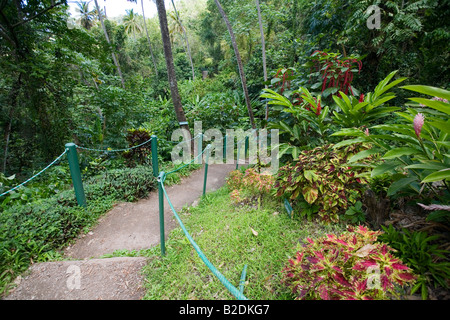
top-left (0, 0), bottom-right (448, 301)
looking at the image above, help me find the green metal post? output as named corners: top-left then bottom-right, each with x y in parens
top-left (151, 135), bottom-right (159, 177)
top-left (65, 143), bottom-right (86, 207)
top-left (152, 135), bottom-right (165, 256)
top-left (158, 171), bottom-right (166, 256)
top-left (203, 145), bottom-right (210, 197)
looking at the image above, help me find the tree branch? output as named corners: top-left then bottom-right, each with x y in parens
top-left (11, 0), bottom-right (66, 29)
top-left (0, 24), bottom-right (16, 47)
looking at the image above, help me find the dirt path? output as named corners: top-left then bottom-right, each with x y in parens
top-left (4, 164), bottom-right (236, 300)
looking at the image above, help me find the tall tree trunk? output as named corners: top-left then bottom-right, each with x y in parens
top-left (255, 0), bottom-right (268, 121)
top-left (141, 0), bottom-right (158, 77)
top-left (2, 74), bottom-right (22, 174)
top-left (214, 0), bottom-right (256, 130)
top-left (93, 0), bottom-right (125, 89)
top-left (154, 0), bottom-right (190, 135)
top-left (170, 0), bottom-right (195, 80)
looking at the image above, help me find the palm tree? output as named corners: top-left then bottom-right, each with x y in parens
top-left (75, 1), bottom-right (96, 30)
top-left (141, 0), bottom-right (158, 76)
top-left (214, 0), bottom-right (256, 130)
top-left (255, 0), bottom-right (268, 121)
top-left (154, 0), bottom-right (190, 134)
top-left (169, 0), bottom-right (195, 80)
top-left (123, 9), bottom-right (142, 40)
top-left (93, 0), bottom-right (125, 88)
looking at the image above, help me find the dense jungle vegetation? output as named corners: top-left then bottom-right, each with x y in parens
top-left (0, 0), bottom-right (449, 300)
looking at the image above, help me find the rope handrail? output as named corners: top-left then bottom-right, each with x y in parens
top-left (164, 144), bottom-right (210, 176)
top-left (0, 149), bottom-right (68, 198)
top-left (75, 136), bottom-right (154, 153)
top-left (160, 133), bottom-right (200, 145)
top-left (160, 159), bottom-right (248, 300)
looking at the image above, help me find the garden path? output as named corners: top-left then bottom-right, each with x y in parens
top-left (4, 164), bottom-right (236, 300)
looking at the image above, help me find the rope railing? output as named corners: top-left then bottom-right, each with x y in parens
top-left (75, 136), bottom-right (154, 153)
top-left (158, 141), bottom-right (249, 300)
top-left (2, 130), bottom-right (261, 299)
top-left (0, 149), bottom-right (68, 198)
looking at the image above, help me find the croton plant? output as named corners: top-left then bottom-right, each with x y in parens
top-left (283, 225), bottom-right (416, 300)
top-left (274, 143), bottom-right (372, 223)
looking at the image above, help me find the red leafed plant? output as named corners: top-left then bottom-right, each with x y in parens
top-left (282, 225), bottom-right (416, 300)
top-left (226, 168), bottom-right (275, 206)
top-left (309, 50), bottom-right (362, 97)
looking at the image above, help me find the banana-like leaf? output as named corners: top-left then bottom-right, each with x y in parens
top-left (422, 168), bottom-right (450, 183)
top-left (401, 85), bottom-right (450, 101)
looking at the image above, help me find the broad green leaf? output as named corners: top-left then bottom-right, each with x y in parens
top-left (292, 146), bottom-right (301, 159)
top-left (333, 137), bottom-right (367, 149)
top-left (375, 78), bottom-right (407, 98)
top-left (387, 176), bottom-right (418, 196)
top-left (422, 168), bottom-right (450, 183)
top-left (333, 95), bottom-right (350, 114)
top-left (348, 149), bottom-right (380, 163)
top-left (373, 71), bottom-right (398, 98)
top-left (322, 87), bottom-right (338, 97)
top-left (401, 85), bottom-right (450, 101)
top-left (371, 161), bottom-right (400, 177)
top-left (405, 162), bottom-right (448, 170)
top-left (429, 120), bottom-right (450, 135)
top-left (407, 98), bottom-right (450, 115)
top-left (369, 94), bottom-right (396, 108)
top-left (331, 128), bottom-right (365, 137)
top-left (277, 143), bottom-right (292, 159)
top-left (382, 147), bottom-right (420, 159)
top-left (278, 121), bottom-right (294, 135)
top-left (435, 141), bottom-right (450, 148)
top-left (352, 101), bottom-right (369, 112)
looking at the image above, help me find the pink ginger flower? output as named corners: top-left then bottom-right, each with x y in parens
top-left (431, 96), bottom-right (449, 103)
top-left (413, 113), bottom-right (425, 138)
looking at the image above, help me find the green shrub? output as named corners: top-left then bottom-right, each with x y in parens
top-left (283, 225), bottom-right (416, 300)
top-left (226, 168), bottom-right (275, 206)
top-left (378, 225), bottom-right (450, 299)
top-left (0, 164), bottom-right (156, 296)
top-left (274, 143), bottom-right (372, 223)
top-left (85, 165), bottom-right (156, 202)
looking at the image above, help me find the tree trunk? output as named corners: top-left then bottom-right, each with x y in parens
top-left (255, 0), bottom-right (268, 121)
top-left (155, 0), bottom-right (190, 135)
top-left (170, 0), bottom-right (195, 80)
top-left (141, 0), bottom-right (159, 77)
top-left (93, 0), bottom-right (125, 89)
top-left (214, 0), bottom-right (256, 130)
top-left (2, 74), bottom-right (22, 174)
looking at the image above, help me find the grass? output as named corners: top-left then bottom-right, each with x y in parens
top-left (140, 185), bottom-right (346, 300)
